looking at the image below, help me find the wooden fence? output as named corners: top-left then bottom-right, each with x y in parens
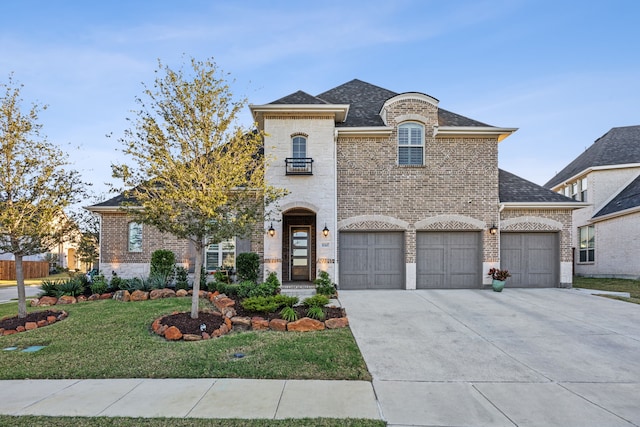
top-left (0, 260), bottom-right (50, 280)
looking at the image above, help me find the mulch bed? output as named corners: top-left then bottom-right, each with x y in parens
top-left (0, 310), bottom-right (64, 331)
top-left (158, 295), bottom-right (346, 335)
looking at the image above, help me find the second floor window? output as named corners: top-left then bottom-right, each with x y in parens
top-left (292, 136), bottom-right (307, 159)
top-left (398, 123), bottom-right (424, 166)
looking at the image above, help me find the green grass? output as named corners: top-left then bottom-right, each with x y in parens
top-left (573, 276), bottom-right (640, 304)
top-left (0, 416), bottom-right (386, 427)
top-left (0, 298), bottom-right (370, 381)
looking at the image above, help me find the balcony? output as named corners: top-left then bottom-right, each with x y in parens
top-left (285, 158), bottom-right (313, 175)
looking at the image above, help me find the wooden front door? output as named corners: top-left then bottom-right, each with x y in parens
top-left (290, 227), bottom-right (310, 281)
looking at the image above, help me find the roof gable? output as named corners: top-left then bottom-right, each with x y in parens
top-left (499, 169), bottom-right (577, 203)
top-left (545, 125), bottom-right (640, 188)
top-left (593, 173), bottom-right (640, 218)
top-left (270, 90), bottom-right (328, 105)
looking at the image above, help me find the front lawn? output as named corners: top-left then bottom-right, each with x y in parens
top-left (573, 276), bottom-right (640, 304)
top-left (0, 298), bottom-right (370, 381)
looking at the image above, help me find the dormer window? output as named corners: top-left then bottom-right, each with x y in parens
top-left (398, 123), bottom-right (424, 166)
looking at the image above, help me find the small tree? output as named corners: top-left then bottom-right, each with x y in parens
top-left (112, 57), bottom-right (285, 318)
top-left (236, 252), bottom-right (260, 282)
top-left (0, 74), bottom-right (86, 318)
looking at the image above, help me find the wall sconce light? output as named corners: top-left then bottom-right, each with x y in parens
top-left (268, 223), bottom-right (275, 237)
top-left (489, 225), bottom-right (498, 235)
top-left (322, 224), bottom-right (329, 237)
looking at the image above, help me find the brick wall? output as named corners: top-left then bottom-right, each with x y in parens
top-left (336, 97), bottom-right (499, 266)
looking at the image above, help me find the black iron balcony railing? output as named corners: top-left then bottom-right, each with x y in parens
top-left (285, 157), bottom-right (313, 175)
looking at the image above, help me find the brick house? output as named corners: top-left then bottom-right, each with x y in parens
top-left (89, 79), bottom-right (582, 288)
top-left (545, 125), bottom-right (640, 279)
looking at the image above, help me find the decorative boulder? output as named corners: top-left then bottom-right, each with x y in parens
top-left (251, 317), bottom-right (269, 331)
top-left (25, 322), bottom-right (38, 330)
top-left (164, 326), bottom-right (183, 341)
top-left (325, 317), bottom-right (349, 329)
top-left (113, 290), bottom-right (131, 302)
top-left (37, 296), bottom-right (58, 306)
top-left (269, 318), bottom-right (288, 331)
top-left (231, 316), bottom-right (251, 330)
top-left (57, 295), bottom-right (77, 305)
top-left (176, 289), bottom-right (188, 297)
top-left (149, 289), bottom-right (176, 300)
top-left (287, 317), bottom-right (325, 332)
top-left (130, 290), bottom-right (149, 301)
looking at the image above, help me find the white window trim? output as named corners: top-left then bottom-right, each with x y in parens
top-left (578, 225), bottom-right (595, 264)
top-left (397, 122), bottom-right (425, 166)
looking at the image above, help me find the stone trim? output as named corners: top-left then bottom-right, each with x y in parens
top-left (395, 113), bottom-right (430, 125)
top-left (338, 215), bottom-right (409, 230)
top-left (415, 214), bottom-right (485, 230)
top-left (281, 201), bottom-right (319, 214)
top-left (501, 216), bottom-right (563, 231)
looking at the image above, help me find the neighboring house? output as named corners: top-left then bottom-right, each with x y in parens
top-left (545, 125), bottom-right (640, 279)
top-left (89, 79), bottom-right (582, 289)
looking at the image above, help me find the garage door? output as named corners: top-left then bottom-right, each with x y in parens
top-left (500, 232), bottom-right (558, 287)
top-left (416, 231), bottom-right (482, 289)
top-left (339, 232), bottom-right (404, 289)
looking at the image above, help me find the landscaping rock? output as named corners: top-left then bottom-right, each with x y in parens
top-left (208, 291), bottom-right (220, 301)
top-left (37, 319), bottom-right (48, 327)
top-left (269, 318), bottom-right (288, 331)
top-left (251, 316), bottom-right (269, 331)
top-left (224, 317), bottom-right (232, 330)
top-left (47, 316), bottom-right (57, 324)
top-left (100, 293), bottom-right (113, 299)
top-left (130, 290), bottom-right (149, 301)
top-left (16, 326), bottom-right (25, 332)
top-left (152, 318), bottom-right (162, 333)
top-left (37, 296), bottom-right (58, 306)
top-left (183, 334), bottom-right (202, 341)
top-left (202, 332), bottom-right (211, 340)
top-left (3, 329), bottom-right (17, 336)
top-left (25, 322), bottom-right (37, 330)
top-left (77, 295), bottom-right (88, 302)
top-left (57, 295), bottom-right (77, 304)
top-left (164, 326), bottom-right (183, 341)
top-left (113, 290), bottom-right (131, 302)
top-left (30, 298), bottom-right (39, 307)
top-left (325, 317), bottom-right (349, 329)
top-left (287, 317), bottom-right (325, 332)
top-left (150, 289), bottom-right (176, 300)
top-left (231, 316), bottom-right (251, 330)
top-left (176, 289), bottom-right (188, 297)
top-left (88, 294), bottom-right (100, 301)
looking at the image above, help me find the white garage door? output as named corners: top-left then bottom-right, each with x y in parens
top-left (339, 232), bottom-right (404, 290)
top-left (500, 232), bottom-right (559, 287)
top-left (416, 231), bottom-right (482, 289)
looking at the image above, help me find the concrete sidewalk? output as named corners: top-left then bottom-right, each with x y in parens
top-left (0, 378), bottom-right (381, 420)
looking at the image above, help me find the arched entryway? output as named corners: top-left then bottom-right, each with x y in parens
top-left (282, 208), bottom-right (316, 282)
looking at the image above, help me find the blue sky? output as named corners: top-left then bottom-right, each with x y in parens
top-left (2, 0), bottom-right (639, 200)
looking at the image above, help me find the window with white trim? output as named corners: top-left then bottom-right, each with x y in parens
top-left (205, 239), bottom-right (236, 271)
top-left (292, 136), bottom-right (307, 159)
top-left (128, 222), bottom-right (143, 252)
top-left (578, 225), bottom-right (594, 263)
top-left (580, 178), bottom-right (588, 202)
top-left (398, 123), bottom-right (424, 166)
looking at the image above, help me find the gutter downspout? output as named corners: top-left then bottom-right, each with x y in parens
top-left (334, 128), bottom-right (339, 287)
top-left (498, 203), bottom-right (505, 266)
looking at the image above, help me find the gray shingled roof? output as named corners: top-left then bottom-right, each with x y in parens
top-left (270, 90), bottom-right (328, 105)
top-left (499, 169), bottom-right (578, 203)
top-left (593, 173), bottom-right (640, 218)
top-left (90, 191), bottom-right (137, 208)
top-left (545, 125), bottom-right (640, 188)
top-left (269, 79), bottom-right (494, 128)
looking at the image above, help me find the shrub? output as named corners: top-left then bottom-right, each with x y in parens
top-left (236, 252), bottom-right (260, 282)
top-left (280, 306), bottom-right (298, 322)
top-left (89, 274), bottom-right (108, 295)
top-left (150, 249), bottom-right (176, 284)
top-left (39, 279), bottom-right (62, 297)
top-left (174, 266), bottom-right (189, 290)
top-left (306, 305), bottom-right (325, 321)
top-left (314, 271), bottom-right (337, 296)
top-left (303, 294), bottom-right (329, 308)
top-left (58, 278), bottom-right (85, 297)
top-left (216, 283), bottom-right (239, 296)
top-left (109, 274), bottom-right (125, 292)
top-left (146, 272), bottom-right (169, 290)
top-left (237, 280), bottom-right (257, 299)
top-left (241, 295), bottom-right (299, 313)
top-left (241, 296), bottom-right (280, 313)
top-left (213, 269), bottom-right (231, 284)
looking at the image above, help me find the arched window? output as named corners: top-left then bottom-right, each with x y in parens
top-left (292, 135), bottom-right (307, 159)
top-left (398, 123), bottom-right (424, 166)
top-left (128, 222), bottom-right (143, 252)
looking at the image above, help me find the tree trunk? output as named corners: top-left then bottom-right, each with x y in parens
top-left (15, 254), bottom-right (27, 319)
top-left (190, 240), bottom-right (204, 319)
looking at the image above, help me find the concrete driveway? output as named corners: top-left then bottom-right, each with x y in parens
top-left (339, 288), bottom-right (640, 427)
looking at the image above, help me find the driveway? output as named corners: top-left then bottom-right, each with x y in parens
top-left (339, 289), bottom-right (640, 427)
